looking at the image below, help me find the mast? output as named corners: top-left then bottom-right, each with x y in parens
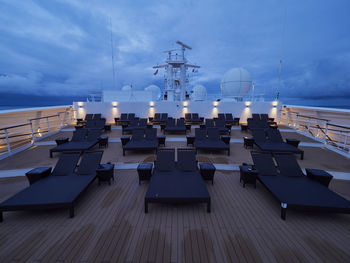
top-left (153, 41), bottom-right (200, 101)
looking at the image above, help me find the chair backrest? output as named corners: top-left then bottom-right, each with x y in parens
top-left (155, 148), bottom-right (175, 171)
top-left (192, 113), bottom-right (199, 120)
top-left (205, 119), bottom-right (215, 127)
top-left (145, 128), bottom-right (157, 140)
top-left (129, 119), bottom-right (138, 127)
top-left (128, 113), bottom-right (135, 120)
top-left (95, 119), bottom-right (105, 128)
top-left (93, 113), bottom-right (102, 120)
top-left (207, 128), bottom-right (220, 140)
top-left (218, 113), bottom-right (225, 120)
top-left (274, 153), bottom-right (304, 177)
top-left (251, 152), bottom-right (278, 176)
top-left (177, 148), bottom-right (197, 171)
top-left (215, 119), bottom-right (225, 128)
top-left (71, 129), bottom-right (87, 142)
top-left (132, 128), bottom-right (145, 141)
top-left (260, 114), bottom-right (269, 121)
top-left (85, 120), bottom-right (95, 128)
top-left (167, 118), bottom-right (175, 126)
top-left (85, 114), bottom-right (93, 121)
top-left (138, 118), bottom-right (147, 127)
top-left (267, 128), bottom-right (284, 143)
top-left (120, 113), bottom-right (127, 120)
top-left (177, 118), bottom-right (185, 127)
top-left (77, 151), bottom-right (103, 175)
top-left (51, 152), bottom-right (80, 176)
top-left (86, 129), bottom-right (101, 141)
top-left (251, 129), bottom-right (267, 143)
top-left (185, 113), bottom-right (192, 121)
top-left (154, 113), bottom-right (161, 120)
top-left (225, 113), bottom-right (233, 121)
top-left (195, 128), bottom-right (206, 140)
top-left (161, 113), bottom-right (168, 120)
top-left (252, 114), bottom-right (261, 121)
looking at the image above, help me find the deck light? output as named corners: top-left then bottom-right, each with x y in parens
top-left (213, 101), bottom-right (219, 107)
top-left (149, 101), bottom-right (155, 107)
top-left (245, 101), bottom-right (251, 107)
top-left (183, 101), bottom-right (188, 107)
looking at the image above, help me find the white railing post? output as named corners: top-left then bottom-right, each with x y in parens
top-left (286, 111), bottom-right (289, 126)
top-left (343, 132), bottom-right (348, 151)
top-left (46, 117), bottom-right (50, 133)
top-left (295, 114), bottom-right (299, 130)
top-left (307, 118), bottom-right (310, 135)
top-left (323, 122), bottom-right (328, 144)
top-left (4, 128), bottom-right (11, 153)
top-left (58, 114), bottom-right (62, 129)
top-left (29, 121), bottom-right (35, 142)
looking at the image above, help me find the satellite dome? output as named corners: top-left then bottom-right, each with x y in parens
top-left (191, 85), bottom-right (207, 101)
top-left (122, 85), bottom-right (132, 91)
top-left (221, 68), bottom-right (251, 98)
top-left (144, 85), bottom-right (161, 100)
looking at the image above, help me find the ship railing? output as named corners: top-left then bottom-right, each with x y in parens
top-left (0, 110), bottom-right (74, 159)
top-left (280, 110), bottom-right (350, 157)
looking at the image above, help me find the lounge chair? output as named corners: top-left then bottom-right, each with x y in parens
top-left (252, 113), bottom-right (261, 121)
top-left (50, 129), bottom-right (101, 157)
top-left (252, 129), bottom-right (304, 159)
top-left (92, 113), bottom-right (102, 120)
top-left (122, 119), bottom-right (140, 135)
top-left (251, 152), bottom-right (350, 220)
top-left (0, 151), bottom-right (103, 221)
top-left (217, 113), bottom-right (225, 121)
top-left (122, 128), bottom-right (158, 156)
top-left (164, 118), bottom-right (186, 134)
top-left (145, 148), bottom-right (210, 213)
top-left (224, 113), bottom-right (238, 125)
top-left (215, 119), bottom-right (231, 135)
top-left (194, 128), bottom-right (230, 156)
top-left (115, 113), bottom-right (128, 126)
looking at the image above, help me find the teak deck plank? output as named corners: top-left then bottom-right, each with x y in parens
top-left (1, 169), bottom-right (350, 262)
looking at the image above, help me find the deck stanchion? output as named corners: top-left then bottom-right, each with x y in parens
top-left (307, 118), bottom-right (310, 135)
top-left (324, 122), bottom-right (329, 144)
top-left (46, 117), bottom-right (50, 133)
top-left (58, 114), bottom-right (62, 129)
top-left (286, 112), bottom-right (289, 126)
top-left (4, 129), bottom-right (11, 154)
top-left (295, 114), bottom-right (299, 130)
top-left (29, 121), bottom-right (35, 143)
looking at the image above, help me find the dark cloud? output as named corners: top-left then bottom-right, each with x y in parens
top-left (0, 0), bottom-right (349, 105)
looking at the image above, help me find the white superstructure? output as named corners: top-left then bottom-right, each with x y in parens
top-left (153, 41), bottom-right (200, 101)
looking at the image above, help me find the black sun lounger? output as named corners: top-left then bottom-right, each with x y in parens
top-left (122, 128), bottom-right (158, 156)
top-left (164, 118), bottom-right (186, 134)
top-left (251, 152), bottom-right (350, 220)
top-left (194, 128), bottom-right (230, 155)
top-left (0, 151), bottom-right (103, 222)
top-left (50, 129), bottom-right (101, 157)
top-left (145, 148), bottom-right (210, 213)
top-left (252, 129), bottom-right (304, 159)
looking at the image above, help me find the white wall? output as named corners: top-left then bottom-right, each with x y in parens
top-left (73, 101), bottom-right (281, 123)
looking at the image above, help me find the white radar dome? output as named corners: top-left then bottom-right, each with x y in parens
top-left (221, 68), bottom-right (251, 98)
top-left (191, 85), bottom-right (207, 101)
top-left (144, 85), bottom-right (161, 100)
top-left (122, 85), bottom-right (132, 91)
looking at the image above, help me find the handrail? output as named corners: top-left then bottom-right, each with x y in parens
top-left (296, 114), bottom-right (329, 122)
top-left (0, 123), bottom-right (30, 131)
top-left (29, 114), bottom-right (61, 121)
top-left (327, 123), bottom-right (350, 130)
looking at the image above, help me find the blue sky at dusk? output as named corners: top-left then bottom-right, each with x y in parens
top-left (0, 0), bottom-right (350, 107)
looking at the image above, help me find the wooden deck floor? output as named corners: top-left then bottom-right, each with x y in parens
top-left (0, 171), bottom-right (350, 263)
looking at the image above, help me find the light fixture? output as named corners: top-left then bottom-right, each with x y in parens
top-left (79, 105), bottom-right (83, 108)
top-left (272, 101), bottom-right (278, 107)
top-left (113, 105), bottom-right (117, 108)
top-left (213, 101), bottom-right (219, 107)
top-left (149, 101), bottom-right (155, 107)
top-left (245, 101), bottom-right (251, 107)
top-left (183, 101), bottom-right (188, 107)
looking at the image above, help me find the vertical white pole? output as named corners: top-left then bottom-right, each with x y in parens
top-left (30, 121), bottom-right (35, 142)
top-left (307, 118), bottom-right (310, 135)
top-left (324, 122), bottom-right (328, 144)
top-left (295, 114), bottom-right (298, 130)
top-left (46, 117), bottom-right (50, 133)
top-left (4, 129), bottom-right (10, 153)
top-left (58, 114), bottom-right (62, 129)
top-left (286, 111), bottom-right (289, 126)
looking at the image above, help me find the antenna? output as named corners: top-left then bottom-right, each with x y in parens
top-left (110, 18), bottom-right (116, 89)
top-left (176, 41), bottom-right (192, 50)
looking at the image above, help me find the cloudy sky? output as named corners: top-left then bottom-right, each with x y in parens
top-left (0, 0), bottom-right (349, 106)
